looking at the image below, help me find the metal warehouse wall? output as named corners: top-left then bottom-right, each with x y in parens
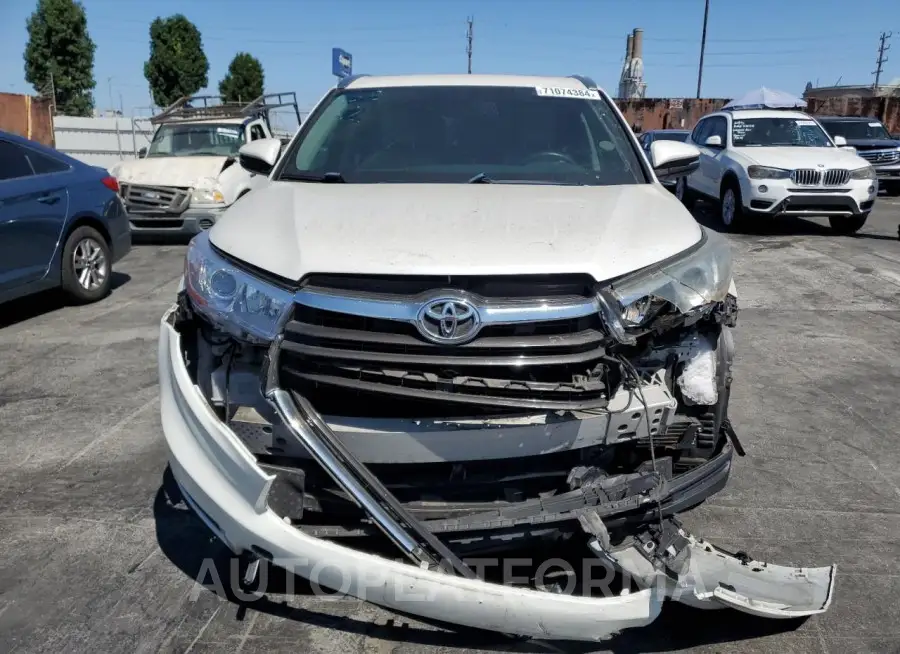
top-left (53, 115), bottom-right (155, 169)
top-left (0, 92), bottom-right (54, 146)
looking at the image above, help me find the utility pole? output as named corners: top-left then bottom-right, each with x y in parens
top-left (696, 0), bottom-right (710, 98)
top-left (873, 31), bottom-right (892, 91)
top-left (466, 16), bottom-right (474, 74)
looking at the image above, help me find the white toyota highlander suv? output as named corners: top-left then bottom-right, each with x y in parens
top-left (158, 74), bottom-right (834, 640)
top-left (677, 109), bottom-right (877, 234)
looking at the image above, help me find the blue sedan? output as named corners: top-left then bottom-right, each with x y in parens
top-left (0, 130), bottom-right (131, 306)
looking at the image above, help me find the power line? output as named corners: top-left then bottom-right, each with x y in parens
top-left (873, 31), bottom-right (892, 90)
top-left (466, 16), bottom-right (474, 74)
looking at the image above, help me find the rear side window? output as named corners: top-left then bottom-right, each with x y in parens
top-left (25, 148), bottom-right (70, 175)
top-left (0, 140), bottom-right (35, 181)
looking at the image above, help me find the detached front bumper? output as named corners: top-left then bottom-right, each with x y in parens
top-left (159, 311), bottom-right (664, 640)
top-left (159, 308), bottom-right (836, 640)
top-left (128, 207), bottom-right (225, 236)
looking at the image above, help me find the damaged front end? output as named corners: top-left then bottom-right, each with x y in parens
top-left (159, 228), bottom-right (834, 640)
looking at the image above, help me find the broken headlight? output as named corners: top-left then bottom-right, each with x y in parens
top-left (598, 228), bottom-right (733, 343)
top-left (184, 231), bottom-right (293, 343)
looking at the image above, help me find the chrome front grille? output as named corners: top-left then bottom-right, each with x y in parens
top-left (822, 169), bottom-right (850, 186)
top-left (120, 184), bottom-right (190, 214)
top-left (790, 169), bottom-right (850, 187)
top-left (857, 149), bottom-right (900, 165)
top-left (276, 275), bottom-right (615, 418)
top-left (791, 169), bottom-right (821, 186)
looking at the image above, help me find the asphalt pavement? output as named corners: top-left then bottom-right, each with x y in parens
top-left (1, 199), bottom-right (900, 654)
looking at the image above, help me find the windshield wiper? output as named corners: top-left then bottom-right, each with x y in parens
top-left (281, 171), bottom-right (346, 183)
top-left (467, 172), bottom-right (493, 184)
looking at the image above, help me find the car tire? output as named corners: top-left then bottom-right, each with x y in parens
top-left (828, 213), bottom-right (868, 235)
top-left (718, 181), bottom-right (745, 231)
top-left (60, 225), bottom-right (113, 304)
top-left (676, 177), bottom-right (695, 209)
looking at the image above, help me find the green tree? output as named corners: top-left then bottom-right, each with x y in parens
top-left (218, 53), bottom-right (264, 103)
top-left (24, 0), bottom-right (96, 116)
top-left (143, 14), bottom-right (209, 108)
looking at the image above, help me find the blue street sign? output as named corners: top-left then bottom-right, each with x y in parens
top-left (332, 48), bottom-right (352, 78)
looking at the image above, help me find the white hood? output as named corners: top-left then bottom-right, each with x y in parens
top-left (110, 156), bottom-right (230, 188)
top-left (733, 147), bottom-right (868, 170)
top-left (208, 182), bottom-right (702, 283)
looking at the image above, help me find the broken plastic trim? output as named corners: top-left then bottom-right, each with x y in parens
top-left (591, 516), bottom-right (836, 619)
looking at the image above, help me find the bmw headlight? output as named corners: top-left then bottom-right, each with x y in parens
top-left (747, 165), bottom-right (791, 180)
top-left (850, 165), bottom-right (876, 180)
top-left (184, 231), bottom-right (293, 343)
top-left (190, 177), bottom-right (226, 205)
top-left (597, 228), bottom-right (733, 343)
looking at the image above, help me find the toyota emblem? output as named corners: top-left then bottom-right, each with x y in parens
top-left (415, 296), bottom-right (481, 344)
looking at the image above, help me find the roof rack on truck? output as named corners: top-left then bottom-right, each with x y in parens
top-left (149, 92), bottom-right (303, 126)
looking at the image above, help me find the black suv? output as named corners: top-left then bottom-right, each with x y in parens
top-left (817, 116), bottom-right (900, 195)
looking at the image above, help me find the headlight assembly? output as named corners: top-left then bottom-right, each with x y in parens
top-left (850, 165), bottom-right (876, 180)
top-left (598, 228), bottom-right (734, 344)
top-left (184, 231), bottom-right (293, 343)
top-left (747, 165), bottom-right (790, 180)
top-left (191, 177), bottom-right (226, 205)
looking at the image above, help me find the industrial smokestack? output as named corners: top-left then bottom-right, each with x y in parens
top-left (626, 34), bottom-right (634, 61)
top-left (632, 28), bottom-right (644, 60)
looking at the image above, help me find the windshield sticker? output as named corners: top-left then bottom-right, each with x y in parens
top-left (535, 86), bottom-right (601, 100)
top-left (216, 127), bottom-right (240, 136)
top-left (795, 120), bottom-right (816, 126)
top-left (732, 121), bottom-right (751, 138)
top-left (869, 122), bottom-right (883, 127)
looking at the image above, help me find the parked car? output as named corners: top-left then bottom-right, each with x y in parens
top-left (639, 129), bottom-right (690, 191)
top-left (109, 93), bottom-right (300, 237)
top-left (817, 116), bottom-right (900, 196)
top-left (679, 109), bottom-right (877, 233)
top-left (158, 74), bottom-right (834, 641)
top-left (0, 130), bottom-right (131, 306)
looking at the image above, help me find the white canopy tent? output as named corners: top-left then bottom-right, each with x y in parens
top-left (723, 87), bottom-right (807, 111)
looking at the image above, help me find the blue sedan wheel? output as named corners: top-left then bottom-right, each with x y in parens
top-left (61, 226), bottom-right (112, 304)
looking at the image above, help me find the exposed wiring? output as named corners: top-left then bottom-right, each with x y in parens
top-left (616, 354), bottom-right (665, 534)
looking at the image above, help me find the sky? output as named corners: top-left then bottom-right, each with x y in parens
top-left (1, 0), bottom-right (898, 126)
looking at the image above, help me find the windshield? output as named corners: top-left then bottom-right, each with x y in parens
top-left (731, 117), bottom-right (833, 148)
top-left (654, 132), bottom-right (689, 142)
top-left (278, 85), bottom-right (646, 185)
top-left (146, 123), bottom-right (246, 157)
top-left (820, 120), bottom-right (892, 141)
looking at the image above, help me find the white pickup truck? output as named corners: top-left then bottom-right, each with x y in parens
top-left (109, 93), bottom-right (300, 236)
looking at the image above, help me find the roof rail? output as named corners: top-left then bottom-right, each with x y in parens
top-left (150, 92), bottom-right (302, 126)
top-left (568, 75), bottom-right (599, 89)
top-left (337, 74), bottom-right (370, 89)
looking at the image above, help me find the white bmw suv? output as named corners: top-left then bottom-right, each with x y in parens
top-left (677, 109), bottom-right (878, 234)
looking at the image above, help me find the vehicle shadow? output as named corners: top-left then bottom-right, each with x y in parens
top-left (0, 271), bottom-right (131, 329)
top-left (153, 467), bottom-right (808, 653)
top-left (693, 200), bottom-right (898, 240)
top-left (132, 233), bottom-right (195, 247)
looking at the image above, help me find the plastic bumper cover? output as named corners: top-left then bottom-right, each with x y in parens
top-left (129, 207), bottom-right (225, 235)
top-left (158, 310), bottom-right (662, 640)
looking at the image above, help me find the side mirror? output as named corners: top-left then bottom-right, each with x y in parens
top-left (832, 135), bottom-right (847, 146)
top-left (137, 147), bottom-right (147, 159)
top-left (704, 135), bottom-right (723, 148)
top-left (651, 141), bottom-right (701, 183)
top-left (238, 138), bottom-right (283, 176)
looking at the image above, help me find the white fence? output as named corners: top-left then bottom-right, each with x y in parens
top-left (53, 115), bottom-right (155, 168)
